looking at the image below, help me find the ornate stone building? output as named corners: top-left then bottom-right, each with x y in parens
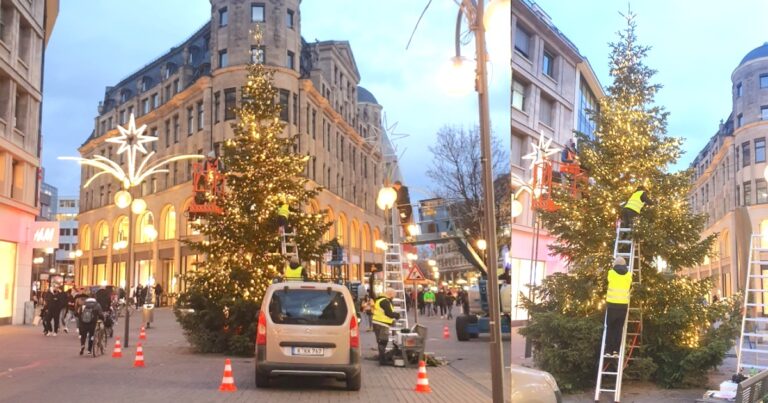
top-left (0, 0), bottom-right (58, 325)
top-left (75, 0), bottom-right (394, 293)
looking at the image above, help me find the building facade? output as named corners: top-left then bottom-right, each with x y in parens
top-left (685, 43), bottom-right (768, 301)
top-left (39, 177), bottom-right (55, 220)
top-left (54, 195), bottom-right (77, 276)
top-left (0, 0), bottom-right (58, 325)
top-left (75, 0), bottom-right (394, 294)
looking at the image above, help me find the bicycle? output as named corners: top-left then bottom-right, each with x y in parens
top-left (92, 320), bottom-right (107, 358)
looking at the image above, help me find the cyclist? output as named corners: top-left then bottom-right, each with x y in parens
top-left (77, 297), bottom-right (104, 355)
top-left (95, 286), bottom-right (114, 337)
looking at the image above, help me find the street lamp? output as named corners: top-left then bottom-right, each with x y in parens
top-left (376, 186), bottom-right (398, 245)
top-left (446, 1), bottom-right (509, 401)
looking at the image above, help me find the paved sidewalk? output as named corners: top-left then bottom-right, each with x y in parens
top-left (0, 308), bottom-right (492, 403)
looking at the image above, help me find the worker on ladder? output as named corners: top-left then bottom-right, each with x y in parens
top-left (277, 197), bottom-right (291, 235)
top-left (282, 257), bottom-right (306, 281)
top-left (604, 256), bottom-right (632, 358)
top-left (620, 185), bottom-right (654, 229)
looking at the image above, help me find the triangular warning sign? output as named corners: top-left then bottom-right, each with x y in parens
top-left (406, 266), bottom-right (425, 281)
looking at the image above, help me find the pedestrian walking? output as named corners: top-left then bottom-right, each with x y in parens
top-left (436, 288), bottom-right (446, 318)
top-left (603, 257), bottom-right (631, 358)
top-left (417, 288), bottom-right (425, 315)
top-left (423, 288), bottom-right (435, 317)
top-left (134, 285), bottom-right (144, 309)
top-left (446, 289), bottom-right (455, 319)
top-left (59, 288), bottom-right (76, 334)
top-left (154, 282), bottom-right (164, 306)
top-left (77, 297), bottom-right (104, 356)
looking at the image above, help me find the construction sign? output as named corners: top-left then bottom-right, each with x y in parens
top-left (406, 266), bottom-right (425, 281)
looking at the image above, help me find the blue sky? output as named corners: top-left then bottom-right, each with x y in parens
top-left (41, 1), bottom-right (509, 199)
top-left (532, 0), bottom-right (768, 170)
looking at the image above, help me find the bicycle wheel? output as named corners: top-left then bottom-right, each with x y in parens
top-left (93, 329), bottom-right (105, 357)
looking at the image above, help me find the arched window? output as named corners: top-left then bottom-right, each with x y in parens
top-left (337, 213), bottom-right (348, 245)
top-left (324, 207), bottom-right (335, 242)
top-left (81, 225), bottom-right (92, 251)
top-left (372, 227), bottom-right (381, 246)
top-left (721, 230), bottom-right (730, 258)
top-left (350, 219), bottom-right (360, 249)
top-left (362, 223), bottom-right (371, 251)
top-left (137, 212), bottom-right (157, 243)
top-left (161, 205), bottom-right (177, 240)
top-left (762, 221), bottom-right (768, 249)
top-left (96, 221), bottom-right (109, 249)
top-left (113, 216), bottom-right (128, 244)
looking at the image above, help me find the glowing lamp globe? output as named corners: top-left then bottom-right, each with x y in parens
top-left (484, 0), bottom-right (511, 64)
top-left (477, 239), bottom-right (488, 251)
top-left (131, 198), bottom-right (147, 215)
top-left (376, 187), bottom-right (397, 210)
top-left (144, 225), bottom-right (158, 241)
top-left (438, 56), bottom-right (475, 97)
top-left (511, 199), bottom-right (523, 218)
top-left (115, 190), bottom-right (132, 209)
top-left (374, 239), bottom-right (387, 250)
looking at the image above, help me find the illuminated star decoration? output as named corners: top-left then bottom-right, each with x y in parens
top-left (60, 113), bottom-right (203, 189)
top-left (521, 131), bottom-right (561, 170)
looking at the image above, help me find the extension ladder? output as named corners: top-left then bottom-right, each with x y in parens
top-left (737, 234), bottom-right (768, 373)
top-left (280, 231), bottom-right (299, 262)
top-left (383, 242), bottom-right (409, 340)
top-left (594, 225), bottom-right (643, 402)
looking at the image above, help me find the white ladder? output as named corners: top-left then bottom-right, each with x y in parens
top-left (384, 242), bottom-right (409, 339)
top-left (595, 225), bottom-right (643, 402)
top-left (281, 231), bottom-right (299, 262)
top-left (737, 234), bottom-right (768, 374)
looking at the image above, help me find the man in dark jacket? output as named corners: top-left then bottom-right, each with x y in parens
top-left (436, 289), bottom-right (446, 318)
top-left (77, 297), bottom-right (105, 355)
top-left (620, 186), bottom-right (654, 229)
top-left (154, 283), bottom-right (163, 306)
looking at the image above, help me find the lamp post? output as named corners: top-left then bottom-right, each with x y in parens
top-left (446, 1), bottom-right (510, 401)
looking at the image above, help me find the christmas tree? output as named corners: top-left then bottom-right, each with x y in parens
top-left (519, 13), bottom-right (741, 391)
top-left (176, 39), bottom-right (331, 355)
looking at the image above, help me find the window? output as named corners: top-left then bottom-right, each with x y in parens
top-left (512, 80), bottom-right (526, 111)
top-left (762, 106), bottom-right (768, 121)
top-left (737, 82), bottom-right (743, 97)
top-left (268, 289), bottom-right (348, 326)
top-left (279, 90), bottom-right (289, 122)
top-left (542, 50), bottom-right (554, 77)
top-left (539, 97), bottom-right (554, 127)
top-left (119, 110), bottom-right (126, 125)
top-left (738, 113), bottom-right (744, 128)
top-left (187, 107), bottom-right (194, 135)
top-left (219, 49), bottom-right (228, 68)
top-left (286, 51), bottom-right (295, 70)
top-left (251, 3), bottom-right (265, 22)
top-left (745, 181), bottom-right (753, 206)
top-left (219, 7), bottom-right (228, 27)
top-left (141, 78), bottom-right (151, 92)
top-left (173, 115), bottom-right (179, 143)
top-left (292, 94), bottom-right (298, 125)
top-left (514, 25), bottom-right (531, 58)
top-left (762, 74), bottom-right (768, 89)
top-left (286, 9), bottom-right (295, 29)
top-left (150, 128), bottom-right (158, 152)
top-left (0, 3), bottom-right (6, 43)
top-left (758, 179), bottom-right (768, 204)
top-left (224, 88), bottom-right (236, 120)
top-left (141, 98), bottom-right (150, 115)
top-left (757, 138), bottom-right (766, 163)
top-left (152, 93), bottom-right (159, 109)
top-left (174, 79), bottom-right (180, 94)
top-left (197, 101), bottom-right (204, 131)
top-left (250, 45), bottom-right (265, 64)
top-left (214, 91), bottom-right (220, 123)
top-left (164, 119), bottom-right (170, 147)
top-left (743, 142), bottom-right (751, 167)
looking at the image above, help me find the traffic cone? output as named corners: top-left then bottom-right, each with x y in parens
top-left (414, 360), bottom-right (431, 393)
top-left (219, 358), bottom-right (237, 392)
top-left (112, 337), bottom-right (123, 358)
top-left (443, 325), bottom-right (450, 339)
top-left (139, 326), bottom-right (146, 340)
top-left (133, 343), bottom-right (145, 367)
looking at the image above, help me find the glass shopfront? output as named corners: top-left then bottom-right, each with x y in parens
top-left (0, 241), bottom-right (18, 324)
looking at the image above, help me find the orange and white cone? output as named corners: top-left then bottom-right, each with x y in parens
top-left (414, 360), bottom-right (431, 393)
top-left (219, 358), bottom-right (237, 392)
top-left (133, 343), bottom-right (145, 367)
top-left (443, 325), bottom-right (450, 339)
top-left (112, 337), bottom-right (123, 358)
top-left (139, 326), bottom-right (146, 340)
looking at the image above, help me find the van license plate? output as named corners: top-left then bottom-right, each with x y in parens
top-left (292, 347), bottom-right (324, 356)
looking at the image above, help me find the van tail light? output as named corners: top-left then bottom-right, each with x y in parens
top-left (256, 310), bottom-right (267, 345)
top-left (349, 315), bottom-right (360, 348)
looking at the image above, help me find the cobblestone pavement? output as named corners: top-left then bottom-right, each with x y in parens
top-left (0, 308), bottom-right (494, 403)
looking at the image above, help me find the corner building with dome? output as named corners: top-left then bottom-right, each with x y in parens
top-left (686, 43), bottom-right (768, 302)
top-left (74, 0), bottom-right (395, 294)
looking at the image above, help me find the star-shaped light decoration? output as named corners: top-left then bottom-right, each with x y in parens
top-left (521, 131), bottom-right (561, 170)
top-left (60, 113), bottom-right (203, 190)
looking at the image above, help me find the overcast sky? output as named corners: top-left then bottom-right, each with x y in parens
top-left (532, 0), bottom-right (768, 170)
top-left (41, 1), bottom-right (509, 199)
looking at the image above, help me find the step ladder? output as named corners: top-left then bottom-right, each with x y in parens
top-left (280, 231), bottom-right (300, 277)
top-left (737, 234), bottom-right (768, 374)
top-left (383, 242), bottom-right (409, 340)
top-left (595, 225), bottom-right (643, 402)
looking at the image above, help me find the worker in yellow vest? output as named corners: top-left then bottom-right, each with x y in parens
top-left (604, 256), bottom-right (631, 358)
top-left (277, 198), bottom-right (290, 235)
top-left (283, 257), bottom-right (306, 281)
top-left (371, 287), bottom-right (400, 365)
top-left (620, 185), bottom-right (654, 229)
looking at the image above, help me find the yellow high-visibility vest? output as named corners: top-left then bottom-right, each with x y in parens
top-left (606, 268), bottom-right (631, 304)
top-left (372, 297), bottom-right (395, 326)
top-left (625, 191), bottom-right (645, 214)
top-left (278, 204), bottom-right (290, 218)
top-left (285, 264), bottom-right (303, 280)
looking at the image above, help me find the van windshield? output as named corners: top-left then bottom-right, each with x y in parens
top-left (268, 290), bottom-right (348, 326)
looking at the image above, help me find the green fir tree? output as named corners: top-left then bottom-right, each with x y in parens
top-left (176, 44), bottom-right (331, 356)
top-left (519, 13), bottom-right (741, 391)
